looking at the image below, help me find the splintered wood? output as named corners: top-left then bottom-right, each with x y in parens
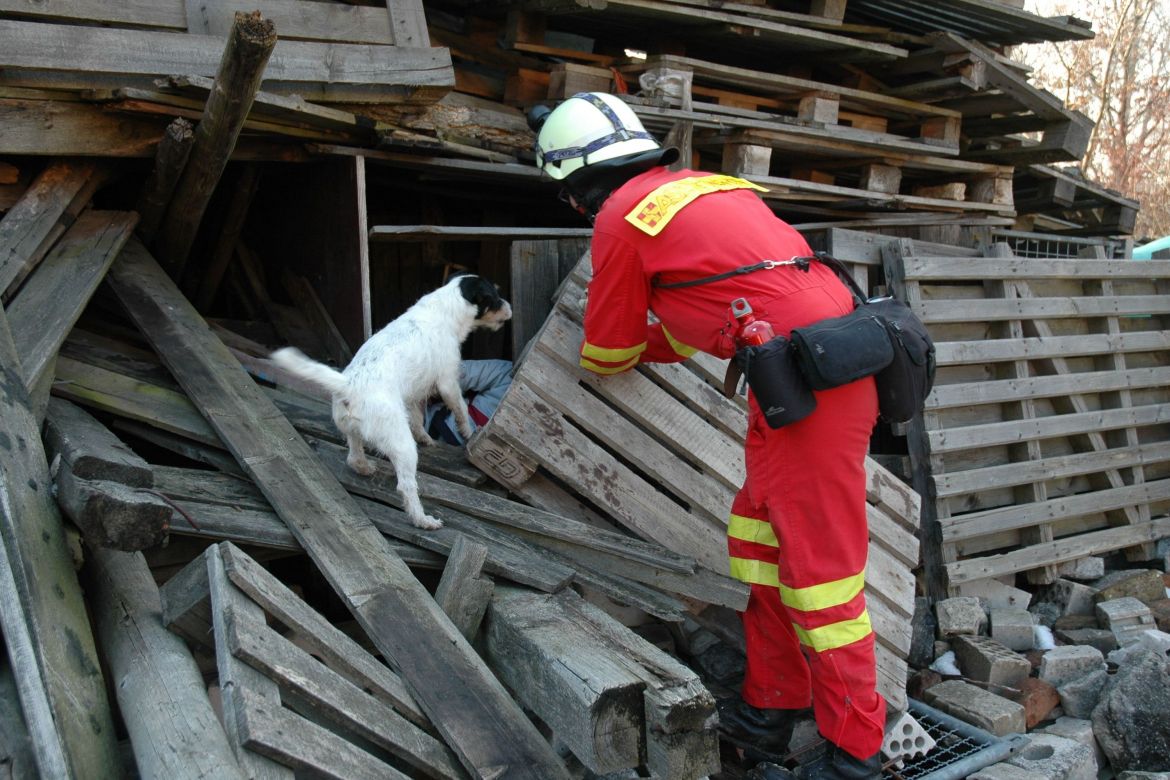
top-left (468, 253), bottom-right (921, 710)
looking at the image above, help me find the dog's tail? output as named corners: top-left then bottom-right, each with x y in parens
top-left (270, 347), bottom-right (348, 396)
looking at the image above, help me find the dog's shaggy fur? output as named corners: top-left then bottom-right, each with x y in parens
top-left (271, 274), bottom-right (511, 529)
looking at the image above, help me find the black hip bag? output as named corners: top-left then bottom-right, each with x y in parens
top-left (654, 252), bottom-right (935, 426)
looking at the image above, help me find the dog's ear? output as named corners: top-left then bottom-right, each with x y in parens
top-left (458, 274), bottom-right (505, 317)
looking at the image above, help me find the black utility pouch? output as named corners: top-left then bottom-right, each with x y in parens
top-left (735, 335), bottom-right (816, 429)
top-left (869, 298), bottom-right (936, 423)
top-left (789, 310), bottom-right (894, 391)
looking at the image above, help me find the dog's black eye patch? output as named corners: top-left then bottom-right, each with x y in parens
top-left (458, 274), bottom-right (503, 318)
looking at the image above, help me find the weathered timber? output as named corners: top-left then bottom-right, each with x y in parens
top-left (0, 658), bottom-right (38, 780)
top-left (0, 158), bottom-right (100, 299)
top-left (509, 238), bottom-right (590, 359)
top-left (207, 546), bottom-right (295, 778)
top-left (88, 547), bottom-right (246, 779)
top-left (43, 398), bottom-right (169, 549)
top-left (434, 534), bottom-right (495, 641)
top-left (154, 11), bottom-right (276, 279)
top-left (485, 586), bottom-right (647, 774)
top-left (135, 117), bottom-right (195, 245)
top-left (0, 308), bottom-right (120, 778)
top-left (6, 210), bottom-right (138, 390)
top-left (0, 19), bottom-right (454, 104)
top-left (105, 240), bottom-right (570, 779)
top-left (223, 605), bottom-right (466, 779)
top-left (192, 163), bottom-right (260, 309)
top-left (55, 470), bottom-right (171, 550)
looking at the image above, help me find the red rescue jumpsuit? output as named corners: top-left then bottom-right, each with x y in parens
top-left (580, 167), bottom-right (885, 760)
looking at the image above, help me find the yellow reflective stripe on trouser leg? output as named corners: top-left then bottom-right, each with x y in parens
top-left (779, 570), bottom-right (865, 612)
top-left (727, 513), bottom-right (779, 586)
top-left (661, 325), bottom-right (698, 358)
top-left (580, 355), bottom-right (640, 374)
top-left (581, 340), bottom-right (647, 363)
top-left (793, 610), bottom-right (873, 652)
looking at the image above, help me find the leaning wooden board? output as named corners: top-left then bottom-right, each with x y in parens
top-left (468, 252), bottom-right (920, 710)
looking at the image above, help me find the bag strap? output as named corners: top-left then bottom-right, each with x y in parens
top-left (651, 256), bottom-right (810, 289)
top-left (807, 251), bottom-right (869, 304)
top-left (649, 251), bottom-right (869, 303)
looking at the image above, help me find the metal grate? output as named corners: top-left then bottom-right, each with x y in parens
top-left (884, 700), bottom-right (1026, 780)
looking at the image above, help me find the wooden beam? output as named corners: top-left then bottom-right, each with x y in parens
top-left (88, 547), bottom-right (246, 779)
top-left (385, 0), bottom-right (431, 47)
top-left (135, 118), bottom-right (196, 246)
top-left (104, 239), bottom-right (570, 780)
top-left (154, 11), bottom-right (276, 279)
top-left (0, 159), bottom-right (99, 298)
top-left (434, 534), bottom-right (494, 641)
top-left (0, 19), bottom-right (454, 104)
top-left (369, 225), bottom-right (593, 242)
top-left (0, 308), bottom-right (121, 778)
top-left (6, 210), bottom-right (138, 391)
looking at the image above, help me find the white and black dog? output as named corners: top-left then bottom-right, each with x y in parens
top-left (271, 274), bottom-right (511, 529)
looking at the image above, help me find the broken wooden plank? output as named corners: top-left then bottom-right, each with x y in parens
top-left (88, 547), bottom-right (246, 779)
top-left (0, 158), bottom-right (100, 298)
top-left (0, 19), bottom-right (454, 104)
top-left (485, 586), bottom-right (647, 775)
top-left (154, 11), bottom-right (276, 279)
top-left (0, 308), bottom-right (121, 778)
top-left (206, 546), bottom-right (295, 778)
top-left (434, 534), bottom-right (495, 642)
top-left (105, 239), bottom-right (570, 779)
top-left (6, 210), bottom-right (138, 389)
top-left (135, 117), bottom-right (196, 245)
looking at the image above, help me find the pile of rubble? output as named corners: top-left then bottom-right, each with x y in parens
top-left (907, 553), bottom-right (1170, 778)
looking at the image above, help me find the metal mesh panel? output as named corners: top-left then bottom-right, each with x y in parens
top-left (885, 700), bottom-right (1025, 780)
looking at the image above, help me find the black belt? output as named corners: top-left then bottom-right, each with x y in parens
top-left (651, 256), bottom-right (812, 289)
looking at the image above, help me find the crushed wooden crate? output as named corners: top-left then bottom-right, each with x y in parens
top-left (468, 253), bottom-right (921, 711)
top-left (881, 239), bottom-right (1170, 595)
top-left (161, 542), bottom-right (463, 779)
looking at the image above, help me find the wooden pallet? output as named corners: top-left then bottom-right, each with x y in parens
top-left (882, 239), bottom-right (1170, 595)
top-left (468, 253), bottom-right (921, 710)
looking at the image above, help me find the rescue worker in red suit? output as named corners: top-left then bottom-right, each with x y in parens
top-left (530, 93), bottom-right (885, 780)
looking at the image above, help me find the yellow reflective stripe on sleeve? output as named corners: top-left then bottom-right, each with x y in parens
top-left (793, 610), bottom-right (873, 652)
top-left (779, 570), bottom-right (866, 613)
top-left (625, 175), bottom-right (769, 236)
top-left (729, 557), bottom-right (779, 587)
top-left (581, 340), bottom-right (647, 363)
top-left (580, 355), bottom-right (640, 375)
top-left (661, 325), bottom-right (698, 358)
top-left (727, 513), bottom-right (778, 548)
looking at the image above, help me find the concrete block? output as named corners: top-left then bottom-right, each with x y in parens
top-left (991, 607), bottom-right (1035, 651)
top-left (922, 680), bottom-right (1026, 737)
top-left (970, 763), bottom-right (1049, 780)
top-left (1040, 579), bottom-right (1097, 617)
top-left (1148, 598), bottom-right (1170, 633)
top-left (1053, 614), bottom-right (1098, 632)
top-left (1053, 627), bottom-right (1118, 656)
top-left (1056, 557), bottom-right (1105, 581)
top-left (1093, 569), bottom-right (1166, 604)
top-left (957, 578), bottom-right (1033, 610)
top-left (1029, 601), bottom-right (1061, 628)
top-left (1006, 733), bottom-right (1096, 780)
top-left (952, 635), bottom-right (1032, 689)
top-left (1039, 717), bottom-right (1105, 773)
top-left (1038, 646), bottom-right (1105, 689)
top-left (1096, 597), bottom-right (1156, 647)
top-left (1137, 628), bottom-right (1170, 655)
top-left (881, 710), bottom-right (935, 767)
top-left (937, 596), bottom-right (987, 638)
top-left (1056, 669), bottom-right (1107, 720)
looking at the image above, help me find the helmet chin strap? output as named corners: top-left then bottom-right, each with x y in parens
top-left (561, 147), bottom-right (679, 221)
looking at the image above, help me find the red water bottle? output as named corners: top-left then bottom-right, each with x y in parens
top-left (732, 297), bottom-right (774, 347)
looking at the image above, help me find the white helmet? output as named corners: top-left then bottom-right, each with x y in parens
top-left (533, 92), bottom-right (662, 181)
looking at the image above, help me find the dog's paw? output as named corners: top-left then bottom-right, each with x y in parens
top-left (416, 435), bottom-right (437, 448)
top-left (347, 456), bottom-right (377, 476)
top-left (413, 514), bottom-right (443, 530)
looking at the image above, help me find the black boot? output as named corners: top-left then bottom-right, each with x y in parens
top-left (797, 743), bottom-right (882, 779)
top-left (717, 698), bottom-right (810, 753)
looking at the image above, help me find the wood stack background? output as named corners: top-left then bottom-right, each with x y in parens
top-left (1, 1), bottom-right (1167, 778)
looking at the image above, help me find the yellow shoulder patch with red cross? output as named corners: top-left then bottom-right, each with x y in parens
top-left (625, 175), bottom-right (767, 236)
